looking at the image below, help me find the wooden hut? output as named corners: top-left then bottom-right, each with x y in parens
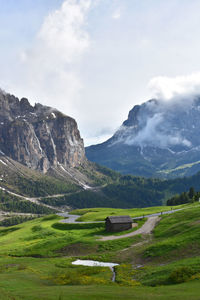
top-left (105, 215), bottom-right (133, 232)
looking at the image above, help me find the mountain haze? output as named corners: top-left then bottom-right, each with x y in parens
top-left (86, 96), bottom-right (200, 178)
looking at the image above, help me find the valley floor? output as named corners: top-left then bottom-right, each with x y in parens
top-left (0, 277), bottom-right (200, 300)
top-left (0, 203), bottom-right (200, 299)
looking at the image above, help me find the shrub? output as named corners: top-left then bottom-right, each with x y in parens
top-left (48, 266), bottom-right (110, 285)
top-left (191, 273), bottom-right (200, 280)
top-left (32, 225), bottom-right (42, 232)
top-left (17, 264), bottom-right (27, 270)
top-left (168, 266), bottom-right (194, 284)
top-left (42, 215), bottom-right (58, 221)
top-left (52, 222), bottom-right (104, 230)
top-left (115, 264), bottom-right (140, 286)
top-left (0, 215), bottom-right (36, 227)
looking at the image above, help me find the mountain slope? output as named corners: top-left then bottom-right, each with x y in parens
top-left (2, 90), bottom-right (200, 213)
top-left (86, 97), bottom-right (200, 178)
top-left (0, 90), bottom-right (121, 213)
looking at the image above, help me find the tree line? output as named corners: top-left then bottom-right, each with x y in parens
top-left (167, 187), bottom-right (200, 206)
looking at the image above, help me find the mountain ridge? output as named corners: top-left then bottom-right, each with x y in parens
top-left (0, 90), bottom-right (85, 173)
top-left (86, 96), bottom-right (200, 178)
top-left (2, 90), bottom-right (200, 213)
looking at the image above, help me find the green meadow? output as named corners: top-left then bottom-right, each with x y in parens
top-left (0, 203), bottom-right (200, 299)
top-left (71, 203), bottom-right (195, 222)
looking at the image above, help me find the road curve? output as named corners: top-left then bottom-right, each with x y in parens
top-left (99, 216), bottom-right (160, 241)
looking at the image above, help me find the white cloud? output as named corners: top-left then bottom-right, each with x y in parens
top-left (112, 8), bottom-right (121, 20)
top-left (5, 0), bottom-right (92, 113)
top-left (3, 1), bottom-right (200, 146)
top-left (125, 113), bottom-right (191, 149)
top-left (148, 72), bottom-right (200, 100)
top-left (36, 0), bottom-right (91, 64)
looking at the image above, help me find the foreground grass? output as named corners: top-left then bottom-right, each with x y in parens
top-left (0, 254), bottom-right (199, 299)
top-left (143, 205), bottom-right (200, 261)
top-left (0, 203), bottom-right (200, 299)
top-left (0, 269), bottom-right (200, 300)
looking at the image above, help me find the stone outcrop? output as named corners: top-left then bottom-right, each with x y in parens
top-left (0, 90), bottom-right (85, 173)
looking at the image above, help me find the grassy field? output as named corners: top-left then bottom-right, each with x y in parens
top-left (0, 203), bottom-right (200, 299)
top-left (71, 203), bottom-right (195, 222)
top-left (0, 214), bottom-right (144, 258)
top-left (0, 277), bottom-right (200, 300)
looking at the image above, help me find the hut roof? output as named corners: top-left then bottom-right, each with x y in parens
top-left (106, 215), bottom-right (133, 224)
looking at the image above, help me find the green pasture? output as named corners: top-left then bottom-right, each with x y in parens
top-left (71, 203), bottom-right (196, 222)
top-left (0, 214), bottom-right (143, 258)
top-left (0, 264), bottom-right (200, 300)
top-left (0, 203), bottom-right (200, 299)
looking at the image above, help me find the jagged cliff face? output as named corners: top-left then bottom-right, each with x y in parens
top-left (111, 98), bottom-right (200, 150)
top-left (0, 90), bottom-right (85, 173)
top-left (86, 96), bottom-right (200, 178)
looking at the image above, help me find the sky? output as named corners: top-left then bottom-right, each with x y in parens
top-left (1, 0), bottom-right (200, 145)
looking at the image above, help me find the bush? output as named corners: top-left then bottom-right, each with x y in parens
top-left (115, 264), bottom-right (140, 286)
top-left (168, 266), bottom-right (194, 284)
top-left (32, 225), bottom-right (42, 232)
top-left (0, 215), bottom-right (36, 227)
top-left (52, 222), bottom-right (104, 230)
top-left (48, 266), bottom-right (110, 285)
top-left (42, 215), bottom-right (59, 221)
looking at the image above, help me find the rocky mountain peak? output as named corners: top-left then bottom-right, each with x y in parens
top-left (111, 96), bottom-right (200, 151)
top-left (0, 90), bottom-right (85, 173)
top-left (86, 96), bottom-right (200, 178)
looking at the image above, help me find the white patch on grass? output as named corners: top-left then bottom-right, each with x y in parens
top-left (72, 259), bottom-right (119, 268)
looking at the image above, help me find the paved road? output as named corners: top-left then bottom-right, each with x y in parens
top-left (58, 207), bottom-right (186, 224)
top-left (133, 208), bottom-right (185, 220)
top-left (57, 212), bottom-right (104, 224)
top-left (58, 212), bottom-right (80, 223)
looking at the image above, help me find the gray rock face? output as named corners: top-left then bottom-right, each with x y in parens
top-left (0, 91), bottom-right (85, 173)
top-left (86, 96), bottom-right (200, 178)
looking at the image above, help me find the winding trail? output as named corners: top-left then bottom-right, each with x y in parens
top-left (99, 216), bottom-right (160, 241)
top-left (0, 183), bottom-right (191, 229)
top-left (57, 212), bottom-right (104, 224)
top-left (0, 186), bottom-right (63, 212)
top-left (58, 212), bottom-right (80, 223)
top-left (58, 207), bottom-right (187, 225)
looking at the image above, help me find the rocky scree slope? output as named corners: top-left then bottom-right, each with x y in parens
top-left (86, 97), bottom-right (200, 178)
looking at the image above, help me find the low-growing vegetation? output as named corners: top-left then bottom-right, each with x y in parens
top-left (0, 215), bottom-right (37, 226)
top-left (71, 204), bottom-right (192, 222)
top-left (48, 264), bottom-right (112, 285)
top-left (0, 204), bottom-right (199, 299)
top-left (115, 264), bottom-right (140, 286)
top-left (0, 190), bottom-right (54, 214)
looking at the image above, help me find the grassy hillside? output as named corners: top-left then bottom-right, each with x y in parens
top-left (0, 204), bottom-right (200, 299)
top-left (71, 204), bottom-right (192, 222)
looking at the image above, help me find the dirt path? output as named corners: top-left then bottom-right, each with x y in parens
top-left (0, 186), bottom-right (63, 212)
top-left (99, 216), bottom-right (160, 241)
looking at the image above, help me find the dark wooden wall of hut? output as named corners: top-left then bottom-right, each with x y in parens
top-left (105, 220), bottom-right (132, 232)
